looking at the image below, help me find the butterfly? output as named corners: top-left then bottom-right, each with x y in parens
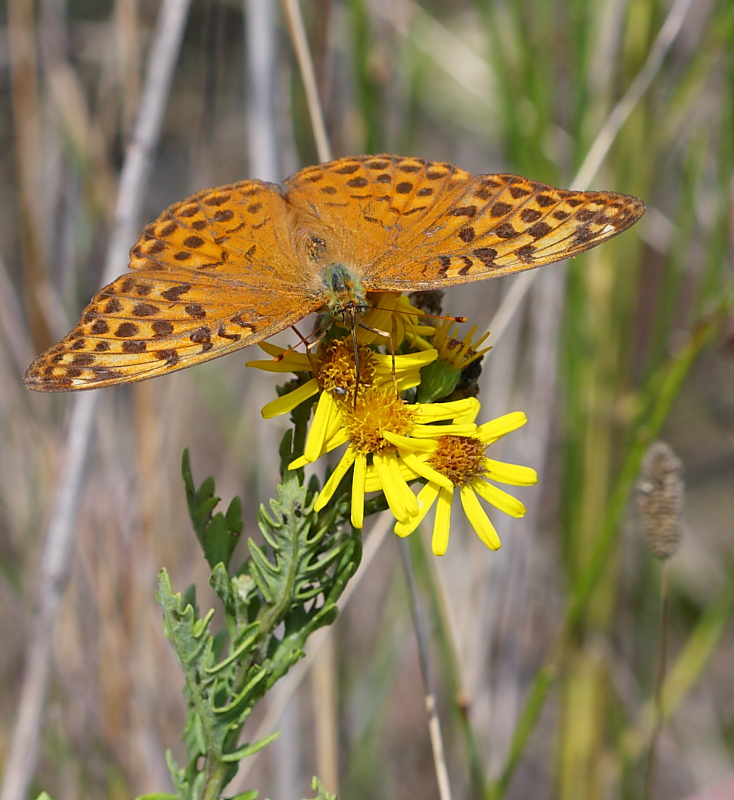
top-left (24, 154), bottom-right (645, 392)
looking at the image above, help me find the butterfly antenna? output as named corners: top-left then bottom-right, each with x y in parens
top-left (400, 308), bottom-right (467, 325)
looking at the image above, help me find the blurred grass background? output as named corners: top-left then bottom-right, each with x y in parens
top-left (1, 0), bottom-right (733, 798)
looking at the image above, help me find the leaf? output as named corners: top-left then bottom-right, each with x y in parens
top-left (134, 795), bottom-right (180, 800)
top-left (182, 448), bottom-right (243, 570)
top-left (160, 431), bottom-right (361, 798)
top-left (306, 776), bottom-right (337, 800)
top-left (220, 730), bottom-right (281, 762)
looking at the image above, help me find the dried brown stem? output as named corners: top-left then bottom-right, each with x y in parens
top-left (0, 1), bottom-right (194, 797)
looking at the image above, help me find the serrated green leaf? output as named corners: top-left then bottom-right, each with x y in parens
top-left (182, 449), bottom-right (242, 570)
top-left (166, 430), bottom-right (361, 799)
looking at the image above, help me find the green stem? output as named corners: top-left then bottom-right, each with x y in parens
top-left (200, 759), bottom-right (231, 800)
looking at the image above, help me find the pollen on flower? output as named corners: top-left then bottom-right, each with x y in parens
top-left (316, 339), bottom-right (376, 399)
top-left (341, 386), bottom-right (416, 454)
top-left (428, 435), bottom-right (486, 485)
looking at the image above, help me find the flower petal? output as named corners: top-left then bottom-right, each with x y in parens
top-left (413, 397), bottom-right (479, 422)
top-left (410, 422), bottom-right (477, 438)
top-left (477, 412), bottom-right (527, 444)
top-left (484, 459), bottom-right (538, 486)
top-left (459, 485), bottom-right (501, 550)
top-left (251, 342), bottom-right (313, 370)
top-left (401, 451), bottom-right (453, 490)
top-left (396, 374), bottom-right (422, 392)
top-left (472, 478), bottom-right (526, 518)
top-left (351, 454), bottom-right (367, 528)
top-left (374, 452), bottom-right (417, 523)
top-left (373, 349), bottom-right (438, 370)
top-left (304, 393), bottom-right (340, 463)
top-left (432, 486), bottom-right (454, 556)
top-left (314, 447), bottom-right (356, 512)
top-left (382, 430), bottom-right (438, 453)
top-left (388, 452), bottom-right (419, 518)
top-left (395, 482), bottom-right (440, 538)
top-left (260, 379), bottom-right (319, 419)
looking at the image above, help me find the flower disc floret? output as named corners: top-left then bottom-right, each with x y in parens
top-left (316, 339), bottom-right (376, 399)
top-left (428, 435), bottom-right (487, 485)
top-left (340, 387), bottom-right (416, 454)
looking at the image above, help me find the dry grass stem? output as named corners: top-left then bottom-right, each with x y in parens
top-left (486, 0), bottom-right (695, 344)
top-left (280, 0), bottom-right (332, 163)
top-left (0, 0), bottom-right (194, 796)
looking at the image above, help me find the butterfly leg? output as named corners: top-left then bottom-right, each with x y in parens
top-left (358, 321), bottom-right (399, 398)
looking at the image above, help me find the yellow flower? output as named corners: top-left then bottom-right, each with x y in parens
top-left (352, 292), bottom-right (435, 351)
top-left (247, 289), bottom-right (538, 554)
top-left (297, 387), bottom-right (480, 530)
top-left (417, 319), bottom-right (492, 403)
top-left (371, 412), bottom-right (537, 556)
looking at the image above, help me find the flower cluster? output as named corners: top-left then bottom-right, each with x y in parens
top-left (246, 292), bottom-right (537, 556)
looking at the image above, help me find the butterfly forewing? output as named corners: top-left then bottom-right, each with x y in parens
top-left (284, 155), bottom-right (644, 291)
top-left (372, 174), bottom-right (645, 288)
top-left (24, 181), bottom-right (318, 391)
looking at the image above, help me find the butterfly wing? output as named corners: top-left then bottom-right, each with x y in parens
top-left (26, 155), bottom-right (645, 392)
top-left (284, 154), bottom-right (645, 291)
top-left (25, 181), bottom-right (320, 391)
top-left (284, 154), bottom-right (474, 268)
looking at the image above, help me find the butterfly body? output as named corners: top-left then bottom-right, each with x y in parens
top-left (24, 154), bottom-right (645, 392)
top-left (321, 263), bottom-right (369, 330)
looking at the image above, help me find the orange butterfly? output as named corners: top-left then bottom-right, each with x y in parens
top-left (25, 154), bottom-right (644, 392)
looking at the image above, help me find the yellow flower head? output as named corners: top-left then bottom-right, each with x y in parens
top-left (246, 291), bottom-right (538, 555)
top-left (388, 413), bottom-right (538, 556)
top-left (246, 336), bottom-right (436, 419)
top-left (417, 319), bottom-right (491, 403)
top-left (304, 387), bottom-right (480, 530)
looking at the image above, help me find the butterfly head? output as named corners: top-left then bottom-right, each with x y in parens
top-left (321, 263), bottom-right (369, 331)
